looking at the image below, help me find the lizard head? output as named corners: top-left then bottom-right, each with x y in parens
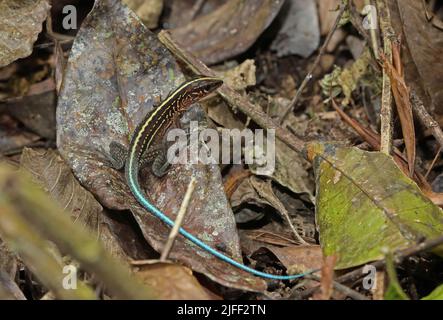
top-left (177, 76), bottom-right (223, 112)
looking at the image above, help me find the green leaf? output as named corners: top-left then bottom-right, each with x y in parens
top-left (307, 142), bottom-right (443, 269)
top-left (384, 252), bottom-right (409, 300)
top-left (422, 284), bottom-right (443, 300)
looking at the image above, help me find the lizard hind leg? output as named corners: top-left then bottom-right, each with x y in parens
top-left (108, 141), bottom-right (127, 170)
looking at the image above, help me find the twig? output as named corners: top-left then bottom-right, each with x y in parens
top-left (377, 0), bottom-right (395, 155)
top-left (411, 91), bottom-right (443, 150)
top-left (158, 30), bottom-right (306, 154)
top-left (160, 177), bottom-right (197, 261)
top-left (279, 2), bottom-right (347, 124)
top-left (305, 274), bottom-right (370, 300)
top-left (424, 146), bottom-right (442, 180)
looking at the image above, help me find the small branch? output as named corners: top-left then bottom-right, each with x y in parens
top-left (425, 146), bottom-right (442, 180)
top-left (411, 91), bottom-right (443, 150)
top-left (279, 2), bottom-right (347, 124)
top-left (377, 0), bottom-right (395, 155)
top-left (160, 177), bottom-right (197, 261)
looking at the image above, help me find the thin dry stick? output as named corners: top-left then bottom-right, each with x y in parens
top-left (425, 146), bottom-right (442, 180)
top-left (411, 91), bottom-right (443, 150)
top-left (279, 2), bottom-right (347, 124)
top-left (377, 0), bottom-right (394, 154)
top-left (305, 274), bottom-right (370, 300)
top-left (160, 177), bottom-right (197, 261)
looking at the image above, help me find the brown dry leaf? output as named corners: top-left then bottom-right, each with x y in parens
top-left (20, 148), bottom-right (102, 233)
top-left (4, 79), bottom-right (56, 140)
top-left (381, 44), bottom-right (415, 177)
top-left (217, 59), bottom-right (256, 91)
top-left (231, 176), bottom-right (313, 242)
top-left (389, 0), bottom-right (443, 116)
top-left (264, 245), bottom-right (323, 272)
top-left (0, 0), bottom-right (50, 67)
top-left (170, 0), bottom-right (285, 65)
top-left (249, 177), bottom-right (307, 244)
top-left (19, 148), bottom-right (153, 263)
top-left (135, 262), bottom-right (219, 300)
top-left (223, 165), bottom-right (251, 199)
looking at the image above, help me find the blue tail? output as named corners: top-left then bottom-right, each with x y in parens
top-left (130, 179), bottom-right (319, 280)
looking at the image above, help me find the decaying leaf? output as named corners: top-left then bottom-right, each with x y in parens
top-left (170, 0), bottom-right (285, 65)
top-left (0, 115), bottom-right (40, 155)
top-left (165, 0), bottom-right (224, 29)
top-left (381, 43), bottom-right (415, 177)
top-left (20, 148), bottom-right (102, 233)
top-left (264, 245), bottom-right (323, 272)
top-left (217, 59), bottom-right (256, 91)
top-left (4, 79), bottom-right (56, 140)
top-left (56, 0), bottom-right (265, 292)
top-left (0, 0), bottom-right (50, 67)
top-left (306, 142), bottom-right (443, 269)
top-left (389, 0), bottom-right (443, 116)
top-left (135, 262), bottom-right (219, 300)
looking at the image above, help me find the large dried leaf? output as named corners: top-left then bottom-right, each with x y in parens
top-left (263, 245), bottom-right (323, 271)
top-left (135, 262), bottom-right (218, 300)
top-left (4, 79), bottom-right (56, 140)
top-left (57, 0), bottom-right (265, 292)
top-left (306, 142), bottom-right (443, 269)
top-left (170, 0), bottom-right (285, 65)
top-left (390, 0), bottom-right (443, 115)
top-left (0, 0), bottom-right (50, 67)
top-left (20, 148), bottom-right (149, 263)
top-left (20, 148), bottom-right (102, 233)
top-left (165, 0), bottom-right (225, 29)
